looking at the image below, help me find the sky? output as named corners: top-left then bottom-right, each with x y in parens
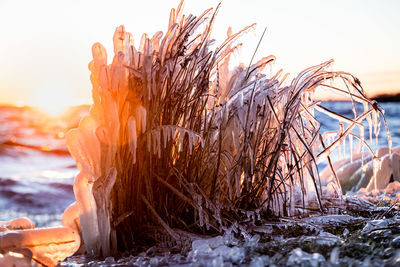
top-left (0, 0), bottom-right (399, 111)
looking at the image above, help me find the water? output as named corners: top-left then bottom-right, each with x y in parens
top-left (0, 101), bottom-right (399, 227)
top-left (316, 101), bottom-right (400, 170)
top-left (0, 105), bottom-right (87, 226)
top-left (317, 101), bottom-right (400, 149)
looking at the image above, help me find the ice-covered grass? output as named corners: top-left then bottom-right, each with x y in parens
top-left (66, 0), bottom-right (390, 257)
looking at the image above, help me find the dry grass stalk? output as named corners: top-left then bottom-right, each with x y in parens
top-left (66, 0), bottom-right (390, 256)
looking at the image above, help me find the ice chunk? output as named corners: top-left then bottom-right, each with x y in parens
top-left (362, 219), bottom-right (389, 234)
top-left (329, 247), bottom-right (340, 265)
top-left (249, 256), bottom-right (271, 267)
top-left (245, 234), bottom-right (260, 247)
top-left (383, 181), bottom-right (400, 195)
top-left (391, 152), bottom-right (400, 181)
top-left (287, 248), bottom-right (325, 266)
top-left (0, 218), bottom-right (35, 230)
top-left (62, 202), bottom-right (81, 232)
top-left (189, 239), bottom-right (212, 259)
top-left (0, 227), bottom-right (80, 266)
top-left (207, 236), bottom-right (224, 249)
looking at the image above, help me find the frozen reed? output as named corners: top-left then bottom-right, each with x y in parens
top-left (67, 0), bottom-right (389, 256)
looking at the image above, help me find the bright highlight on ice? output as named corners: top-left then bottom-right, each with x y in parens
top-left (0, 1), bottom-right (397, 266)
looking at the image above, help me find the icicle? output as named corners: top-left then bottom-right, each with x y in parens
top-left (195, 194), bottom-right (204, 227)
top-left (179, 128), bottom-right (185, 152)
top-left (372, 157), bottom-right (380, 192)
top-left (110, 55), bottom-right (122, 92)
top-left (167, 126), bottom-right (172, 147)
top-left (231, 130), bottom-right (237, 153)
top-left (156, 130), bottom-right (161, 158)
top-left (128, 116), bottom-right (137, 164)
top-left (235, 173), bottom-right (240, 197)
top-left (143, 37), bottom-right (153, 100)
top-left (136, 106), bottom-right (147, 134)
top-left (249, 146), bottom-right (254, 175)
top-left (147, 133), bottom-right (151, 153)
top-left (188, 133), bottom-right (193, 155)
top-left (163, 126), bottom-right (168, 148)
top-left (226, 171), bottom-right (232, 200)
top-left (152, 131), bottom-right (157, 155)
top-left (349, 134), bottom-right (353, 162)
top-left (372, 109), bottom-right (379, 146)
top-left (205, 213), bottom-right (210, 230)
top-left (360, 125), bottom-right (365, 165)
top-left (342, 131), bottom-right (346, 159)
top-left (290, 181), bottom-right (295, 217)
top-left (363, 102), bottom-right (373, 144)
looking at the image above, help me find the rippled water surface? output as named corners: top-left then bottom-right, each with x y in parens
top-left (0, 105), bottom-right (87, 226)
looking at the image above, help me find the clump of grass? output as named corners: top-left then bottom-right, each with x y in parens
top-left (67, 0), bottom-right (389, 257)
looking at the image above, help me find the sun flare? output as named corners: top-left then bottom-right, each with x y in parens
top-left (31, 83), bottom-right (75, 116)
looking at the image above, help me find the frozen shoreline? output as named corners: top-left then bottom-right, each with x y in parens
top-left (61, 195), bottom-right (400, 266)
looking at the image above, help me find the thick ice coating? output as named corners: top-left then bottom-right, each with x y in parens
top-left (321, 146), bottom-right (400, 192)
top-left (0, 227), bottom-right (80, 266)
top-left (64, 0), bottom-right (391, 257)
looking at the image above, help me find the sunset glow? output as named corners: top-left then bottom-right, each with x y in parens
top-left (31, 83), bottom-right (76, 116)
top-left (0, 0), bottom-right (399, 105)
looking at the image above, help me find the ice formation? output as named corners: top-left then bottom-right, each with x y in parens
top-left (321, 146), bottom-right (400, 192)
top-left (0, 1), bottom-right (394, 265)
top-left (63, 0), bottom-right (389, 257)
top-left (0, 217), bottom-right (35, 230)
top-left (0, 217), bottom-right (81, 266)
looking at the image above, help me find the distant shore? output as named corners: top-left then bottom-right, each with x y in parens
top-left (372, 93), bottom-right (400, 102)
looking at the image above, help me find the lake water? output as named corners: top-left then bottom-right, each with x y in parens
top-left (0, 101), bottom-right (399, 226)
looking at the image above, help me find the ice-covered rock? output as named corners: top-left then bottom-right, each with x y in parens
top-left (383, 181), bottom-right (400, 195)
top-left (0, 226), bottom-right (80, 266)
top-left (321, 146), bottom-right (400, 193)
top-left (392, 152), bottom-right (400, 181)
top-left (329, 246), bottom-right (340, 265)
top-left (0, 251), bottom-right (34, 267)
top-left (362, 219), bottom-right (389, 234)
top-left (188, 236), bottom-right (246, 265)
top-left (0, 217), bottom-right (35, 230)
top-left (189, 239), bottom-right (212, 259)
top-left (249, 256), bottom-right (271, 267)
top-left (245, 234), bottom-right (260, 247)
top-left (287, 248), bottom-right (325, 267)
top-left (300, 231), bottom-right (342, 247)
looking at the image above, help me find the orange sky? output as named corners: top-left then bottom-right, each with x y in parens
top-left (0, 0), bottom-right (399, 111)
